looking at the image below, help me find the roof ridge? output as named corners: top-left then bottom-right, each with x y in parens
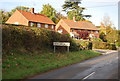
top-left (17, 10), bottom-right (47, 17)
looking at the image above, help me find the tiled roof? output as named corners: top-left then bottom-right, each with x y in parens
top-left (62, 19), bottom-right (99, 30)
top-left (17, 10), bottom-right (55, 25)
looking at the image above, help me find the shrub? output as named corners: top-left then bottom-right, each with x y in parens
top-left (116, 42), bottom-right (120, 47)
top-left (2, 24), bottom-right (79, 54)
top-left (92, 41), bottom-right (117, 50)
top-left (92, 38), bottom-right (103, 42)
top-left (87, 42), bottom-right (92, 50)
top-left (108, 44), bottom-right (117, 50)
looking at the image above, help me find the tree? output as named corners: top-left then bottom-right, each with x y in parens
top-left (10, 6), bottom-right (29, 15)
top-left (40, 4), bottom-right (56, 23)
top-left (0, 10), bottom-right (11, 24)
top-left (100, 15), bottom-right (118, 43)
top-left (62, 0), bottom-right (91, 21)
top-left (99, 32), bottom-right (107, 42)
top-left (0, 6), bottom-right (30, 24)
top-left (55, 12), bottom-right (67, 23)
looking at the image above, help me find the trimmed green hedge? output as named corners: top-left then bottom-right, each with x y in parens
top-left (2, 24), bottom-right (79, 54)
top-left (92, 41), bottom-right (117, 50)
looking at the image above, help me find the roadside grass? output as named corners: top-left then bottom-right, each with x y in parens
top-left (2, 50), bottom-right (101, 79)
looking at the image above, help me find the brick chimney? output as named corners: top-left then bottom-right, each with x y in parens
top-left (73, 16), bottom-right (76, 22)
top-left (30, 8), bottom-right (34, 14)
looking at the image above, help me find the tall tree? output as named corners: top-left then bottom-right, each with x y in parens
top-left (40, 4), bottom-right (56, 23)
top-left (100, 15), bottom-right (118, 43)
top-left (55, 12), bottom-right (67, 23)
top-left (62, 0), bottom-right (91, 21)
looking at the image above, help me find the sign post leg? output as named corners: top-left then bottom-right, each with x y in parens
top-left (54, 46), bottom-right (56, 53)
top-left (67, 46), bottom-right (69, 52)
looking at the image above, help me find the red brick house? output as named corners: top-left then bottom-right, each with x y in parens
top-left (56, 18), bottom-right (99, 39)
top-left (6, 8), bottom-right (55, 30)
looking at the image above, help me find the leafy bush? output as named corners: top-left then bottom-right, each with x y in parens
top-left (92, 38), bottom-right (103, 42)
top-left (92, 41), bottom-right (117, 50)
top-left (116, 42), bottom-right (120, 47)
top-left (87, 42), bottom-right (92, 50)
top-left (74, 40), bottom-right (93, 50)
top-left (108, 44), bottom-right (117, 50)
top-left (2, 24), bottom-right (79, 54)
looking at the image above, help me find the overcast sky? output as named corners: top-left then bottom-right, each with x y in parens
top-left (0, 0), bottom-right (119, 29)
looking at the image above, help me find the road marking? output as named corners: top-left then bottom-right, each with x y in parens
top-left (82, 72), bottom-right (95, 80)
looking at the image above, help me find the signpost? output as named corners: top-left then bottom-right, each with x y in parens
top-left (53, 42), bottom-right (70, 53)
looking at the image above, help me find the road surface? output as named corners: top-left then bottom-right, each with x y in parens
top-left (28, 49), bottom-right (119, 80)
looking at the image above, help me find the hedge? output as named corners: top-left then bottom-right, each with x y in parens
top-left (92, 41), bottom-right (117, 50)
top-left (2, 24), bottom-right (79, 54)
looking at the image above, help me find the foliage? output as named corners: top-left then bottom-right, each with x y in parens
top-left (92, 41), bottom-right (117, 50)
top-left (55, 12), bottom-right (67, 23)
top-left (108, 44), bottom-right (117, 50)
top-left (100, 15), bottom-right (118, 43)
top-left (99, 32), bottom-right (107, 42)
top-left (67, 10), bottom-right (85, 21)
top-left (0, 10), bottom-right (11, 23)
top-left (40, 4), bottom-right (56, 23)
top-left (10, 6), bottom-right (30, 14)
top-left (0, 6), bottom-right (30, 24)
top-left (3, 50), bottom-right (101, 79)
top-left (62, 0), bottom-right (91, 21)
top-left (87, 42), bottom-right (92, 50)
top-left (74, 40), bottom-right (93, 50)
top-left (106, 27), bottom-right (118, 43)
top-left (77, 31), bottom-right (90, 39)
top-left (91, 38), bottom-right (103, 42)
top-left (2, 24), bottom-right (79, 53)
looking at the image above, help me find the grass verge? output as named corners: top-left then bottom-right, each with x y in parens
top-left (2, 50), bottom-right (101, 79)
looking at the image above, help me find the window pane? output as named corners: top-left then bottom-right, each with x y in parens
top-left (52, 25), bottom-right (54, 29)
top-left (45, 24), bottom-right (48, 28)
top-left (30, 22), bottom-right (33, 27)
top-left (37, 23), bottom-right (41, 27)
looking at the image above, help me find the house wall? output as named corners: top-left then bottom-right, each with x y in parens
top-left (6, 10), bottom-right (28, 26)
top-left (28, 22), bottom-right (55, 31)
top-left (57, 25), bottom-right (69, 34)
top-left (56, 19), bottom-right (70, 34)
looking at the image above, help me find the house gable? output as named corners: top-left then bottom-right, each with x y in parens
top-left (56, 19), bottom-right (70, 34)
top-left (6, 10), bottom-right (28, 26)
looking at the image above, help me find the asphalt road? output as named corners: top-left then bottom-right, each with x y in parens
top-left (28, 50), bottom-right (119, 80)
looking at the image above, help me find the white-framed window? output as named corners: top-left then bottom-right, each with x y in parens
top-left (45, 24), bottom-right (48, 28)
top-left (30, 22), bottom-right (34, 27)
top-left (14, 22), bottom-right (19, 25)
top-left (96, 31), bottom-right (98, 33)
top-left (51, 25), bottom-right (54, 29)
top-left (78, 29), bottom-right (81, 31)
top-left (37, 23), bottom-right (41, 27)
top-left (58, 29), bottom-right (63, 33)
